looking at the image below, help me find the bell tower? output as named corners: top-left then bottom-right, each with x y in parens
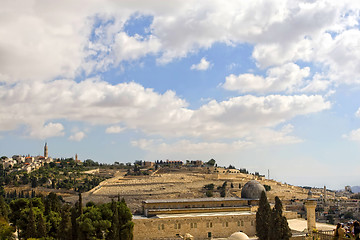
top-left (44, 142), bottom-right (48, 158)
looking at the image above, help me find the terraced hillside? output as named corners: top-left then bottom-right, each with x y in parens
top-left (64, 166), bottom-right (318, 213)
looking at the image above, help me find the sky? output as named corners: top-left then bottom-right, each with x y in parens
top-left (1, 0), bottom-right (360, 190)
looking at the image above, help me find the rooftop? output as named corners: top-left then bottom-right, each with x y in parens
top-left (143, 197), bottom-right (255, 204)
top-left (288, 219), bottom-right (335, 232)
top-left (133, 211), bottom-right (254, 219)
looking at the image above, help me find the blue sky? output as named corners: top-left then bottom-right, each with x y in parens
top-left (1, 0), bottom-right (360, 189)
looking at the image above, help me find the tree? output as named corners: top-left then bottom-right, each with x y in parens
top-left (269, 197), bottom-right (291, 240)
top-left (0, 216), bottom-right (15, 240)
top-left (228, 165), bottom-right (236, 169)
top-left (25, 202), bottom-right (36, 239)
top-left (71, 206), bottom-right (79, 240)
top-left (31, 177), bottom-right (38, 188)
top-left (204, 183), bottom-right (214, 190)
top-left (108, 200), bottom-right (120, 240)
top-left (0, 196), bottom-right (8, 221)
top-left (206, 190), bottom-right (213, 197)
top-left (37, 213), bottom-right (47, 238)
top-left (256, 191), bottom-right (271, 240)
top-left (220, 189), bottom-right (226, 197)
top-left (58, 205), bottom-right (72, 240)
top-left (206, 159), bottom-right (216, 166)
top-left (264, 184), bottom-right (271, 191)
top-left (78, 191), bottom-right (83, 215)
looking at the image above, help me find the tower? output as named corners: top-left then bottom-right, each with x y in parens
top-left (75, 153), bottom-right (78, 162)
top-left (305, 190), bottom-right (317, 233)
top-left (44, 142), bottom-right (48, 158)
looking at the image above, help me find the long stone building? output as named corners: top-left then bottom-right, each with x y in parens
top-left (132, 180), bottom-right (296, 239)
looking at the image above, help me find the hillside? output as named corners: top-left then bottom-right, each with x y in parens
top-left (64, 166), bottom-right (314, 212)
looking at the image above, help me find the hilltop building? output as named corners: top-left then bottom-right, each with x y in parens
top-left (1, 143), bottom-right (53, 173)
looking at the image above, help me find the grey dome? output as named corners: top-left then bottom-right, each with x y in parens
top-left (241, 180), bottom-right (266, 199)
top-left (307, 190), bottom-right (313, 199)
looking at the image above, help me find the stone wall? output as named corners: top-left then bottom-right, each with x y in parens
top-left (133, 213), bottom-right (256, 240)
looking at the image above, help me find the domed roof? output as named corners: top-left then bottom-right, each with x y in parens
top-left (228, 232), bottom-right (249, 240)
top-left (241, 180), bottom-right (266, 199)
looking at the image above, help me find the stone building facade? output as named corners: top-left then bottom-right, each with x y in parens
top-left (132, 180), bottom-right (298, 240)
top-left (133, 211), bottom-right (256, 239)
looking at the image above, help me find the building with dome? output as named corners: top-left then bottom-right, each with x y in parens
top-left (241, 180), bottom-right (266, 199)
top-left (228, 232), bottom-right (250, 240)
top-left (133, 180), bottom-right (297, 239)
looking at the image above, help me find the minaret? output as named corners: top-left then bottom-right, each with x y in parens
top-left (305, 190), bottom-right (317, 233)
top-left (75, 154), bottom-right (78, 162)
top-left (44, 142), bottom-right (48, 158)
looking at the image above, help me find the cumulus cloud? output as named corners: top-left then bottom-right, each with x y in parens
top-left (28, 122), bottom-right (65, 139)
top-left (0, 0), bottom-right (349, 148)
top-left (105, 126), bottom-right (125, 134)
top-left (223, 63), bottom-right (310, 94)
top-left (132, 139), bottom-right (252, 154)
top-left (69, 131), bottom-right (86, 141)
top-left (132, 124), bottom-right (301, 155)
top-left (343, 128), bottom-right (360, 141)
top-left (1, 0), bottom-right (360, 88)
top-left (356, 108), bottom-right (360, 118)
top-left (0, 79), bottom-right (330, 142)
top-left (190, 58), bottom-right (212, 71)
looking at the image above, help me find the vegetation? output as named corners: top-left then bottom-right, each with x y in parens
top-left (264, 184), bottom-right (271, 191)
top-left (350, 193), bottom-right (360, 199)
top-left (256, 191), bottom-right (271, 240)
top-left (206, 159), bottom-right (216, 166)
top-left (218, 181), bottom-right (227, 197)
top-left (1, 158), bottom-right (108, 193)
top-left (0, 192), bottom-right (133, 240)
top-left (256, 192), bottom-right (291, 240)
top-left (204, 183), bottom-right (214, 190)
top-left (205, 190), bottom-right (213, 197)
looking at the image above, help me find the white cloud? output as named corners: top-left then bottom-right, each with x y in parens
top-left (69, 131), bottom-right (86, 141)
top-left (191, 94), bottom-right (330, 140)
top-left (132, 139), bottom-right (252, 154)
top-left (28, 122), bottom-right (64, 139)
top-left (0, 79), bottom-right (330, 142)
top-left (356, 108), bottom-right (360, 118)
top-left (315, 30), bottom-right (360, 85)
top-left (132, 124), bottom-right (301, 155)
top-left (190, 57), bottom-right (212, 71)
top-left (1, 0), bottom-right (360, 88)
top-left (343, 128), bottom-right (360, 141)
top-left (300, 73), bottom-right (331, 93)
top-left (223, 63), bottom-right (310, 94)
top-left (105, 126), bottom-right (125, 134)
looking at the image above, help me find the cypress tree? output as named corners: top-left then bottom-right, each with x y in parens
top-left (256, 191), bottom-right (271, 240)
top-left (59, 205), bottom-right (72, 240)
top-left (37, 214), bottom-right (47, 238)
top-left (0, 195), bottom-right (8, 221)
top-left (78, 192), bottom-right (83, 215)
top-left (25, 202), bottom-right (36, 239)
top-left (108, 200), bottom-right (120, 240)
top-left (71, 206), bottom-right (78, 240)
top-left (118, 199), bottom-right (134, 240)
top-left (269, 196), bottom-right (292, 240)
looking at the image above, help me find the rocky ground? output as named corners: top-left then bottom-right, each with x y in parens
top-left (63, 167), bottom-right (313, 213)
